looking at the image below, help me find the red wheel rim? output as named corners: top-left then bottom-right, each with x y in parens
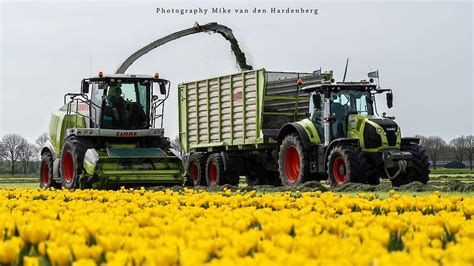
top-left (190, 163), bottom-right (199, 184)
top-left (208, 163), bottom-right (217, 185)
top-left (41, 163), bottom-right (49, 185)
top-left (333, 157), bottom-right (347, 184)
top-left (63, 151), bottom-right (74, 183)
top-left (284, 146), bottom-right (300, 183)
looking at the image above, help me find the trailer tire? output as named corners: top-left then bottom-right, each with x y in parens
top-left (278, 134), bottom-right (310, 186)
top-left (205, 153), bottom-right (225, 186)
top-left (391, 144), bottom-right (430, 187)
top-left (184, 153), bottom-right (207, 186)
top-left (60, 137), bottom-right (89, 190)
top-left (327, 146), bottom-right (368, 187)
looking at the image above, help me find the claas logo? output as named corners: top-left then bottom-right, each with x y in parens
top-left (116, 132), bottom-right (138, 136)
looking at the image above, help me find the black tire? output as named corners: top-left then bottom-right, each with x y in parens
top-left (184, 153), bottom-right (207, 186)
top-left (278, 134), bottom-right (311, 186)
top-left (327, 146), bottom-right (368, 187)
top-left (205, 153), bottom-right (224, 186)
top-left (391, 144), bottom-right (430, 187)
top-left (60, 136), bottom-right (89, 190)
top-left (39, 153), bottom-right (54, 188)
top-left (205, 153), bottom-right (239, 186)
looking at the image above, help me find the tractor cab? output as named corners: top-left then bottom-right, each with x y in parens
top-left (304, 81), bottom-right (394, 146)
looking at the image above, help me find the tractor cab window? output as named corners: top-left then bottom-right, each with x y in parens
top-left (102, 80), bottom-right (150, 130)
top-left (309, 92), bottom-right (324, 139)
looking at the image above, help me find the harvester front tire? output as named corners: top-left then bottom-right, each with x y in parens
top-left (184, 153), bottom-right (207, 186)
top-left (391, 144), bottom-right (430, 187)
top-left (327, 146), bottom-right (368, 187)
top-left (278, 134), bottom-right (310, 186)
top-left (60, 137), bottom-right (89, 190)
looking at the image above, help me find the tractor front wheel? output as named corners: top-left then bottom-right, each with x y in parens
top-left (391, 144), bottom-right (430, 187)
top-left (60, 137), bottom-right (89, 190)
top-left (327, 146), bottom-right (368, 187)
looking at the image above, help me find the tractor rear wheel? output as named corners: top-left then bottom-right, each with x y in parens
top-left (391, 144), bottom-right (430, 187)
top-left (278, 134), bottom-right (310, 186)
top-left (184, 153), bottom-right (207, 186)
top-left (327, 146), bottom-right (368, 187)
top-left (60, 136), bottom-right (89, 189)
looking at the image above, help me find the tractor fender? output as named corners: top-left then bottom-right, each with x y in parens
top-left (277, 123), bottom-right (312, 151)
top-left (40, 139), bottom-right (58, 160)
top-left (401, 137), bottom-right (420, 145)
top-left (324, 138), bottom-right (360, 167)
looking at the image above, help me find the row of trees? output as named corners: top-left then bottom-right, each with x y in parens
top-left (417, 135), bottom-right (474, 170)
top-left (0, 133), bottom-right (472, 175)
top-left (0, 133), bottom-right (48, 175)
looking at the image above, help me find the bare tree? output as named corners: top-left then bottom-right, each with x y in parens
top-left (18, 141), bottom-right (37, 174)
top-left (465, 135), bottom-right (474, 170)
top-left (35, 133), bottom-right (48, 148)
top-left (450, 136), bottom-right (466, 163)
top-left (421, 136), bottom-right (447, 169)
top-left (0, 134), bottom-right (26, 175)
top-left (170, 136), bottom-right (183, 158)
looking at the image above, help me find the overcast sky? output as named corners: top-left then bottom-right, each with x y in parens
top-left (1, 1), bottom-right (472, 143)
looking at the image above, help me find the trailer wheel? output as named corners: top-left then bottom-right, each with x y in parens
top-left (60, 137), bottom-right (89, 190)
top-left (278, 134), bottom-right (310, 186)
top-left (391, 144), bottom-right (430, 187)
top-left (40, 152), bottom-right (55, 188)
top-left (184, 153), bottom-right (207, 186)
top-left (205, 153), bottom-right (224, 186)
top-left (327, 146), bottom-right (368, 187)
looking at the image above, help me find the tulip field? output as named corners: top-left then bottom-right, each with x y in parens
top-left (1, 187), bottom-right (474, 266)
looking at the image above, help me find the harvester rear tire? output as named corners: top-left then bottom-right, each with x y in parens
top-left (327, 146), bottom-right (368, 187)
top-left (278, 134), bottom-right (310, 186)
top-left (391, 144), bottom-right (430, 187)
top-left (184, 153), bottom-right (207, 186)
top-left (60, 136), bottom-right (89, 190)
top-left (39, 152), bottom-right (58, 189)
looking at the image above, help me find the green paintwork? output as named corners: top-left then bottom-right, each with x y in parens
top-left (48, 109), bottom-right (86, 154)
top-left (178, 69), bottom-right (332, 152)
top-left (296, 118), bottom-right (322, 144)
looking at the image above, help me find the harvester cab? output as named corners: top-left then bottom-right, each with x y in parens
top-left (39, 72), bottom-right (183, 189)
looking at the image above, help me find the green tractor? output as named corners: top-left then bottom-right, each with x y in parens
top-left (280, 79), bottom-right (430, 186)
top-left (39, 72), bottom-right (182, 189)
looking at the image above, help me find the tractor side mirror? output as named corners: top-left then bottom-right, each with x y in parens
top-left (159, 82), bottom-right (167, 95)
top-left (312, 94), bottom-right (321, 108)
top-left (386, 92), bottom-right (393, 108)
top-left (81, 81), bottom-right (89, 94)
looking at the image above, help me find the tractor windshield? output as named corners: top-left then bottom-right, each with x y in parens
top-left (331, 89), bottom-right (374, 116)
top-left (90, 79), bottom-right (151, 129)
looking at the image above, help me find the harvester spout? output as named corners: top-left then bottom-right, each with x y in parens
top-left (115, 22), bottom-right (253, 74)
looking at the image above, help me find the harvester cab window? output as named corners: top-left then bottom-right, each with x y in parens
top-left (331, 93), bottom-right (349, 139)
top-left (101, 80), bottom-right (150, 130)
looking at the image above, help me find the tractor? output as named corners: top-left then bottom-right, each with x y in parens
top-left (39, 72), bottom-right (182, 189)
